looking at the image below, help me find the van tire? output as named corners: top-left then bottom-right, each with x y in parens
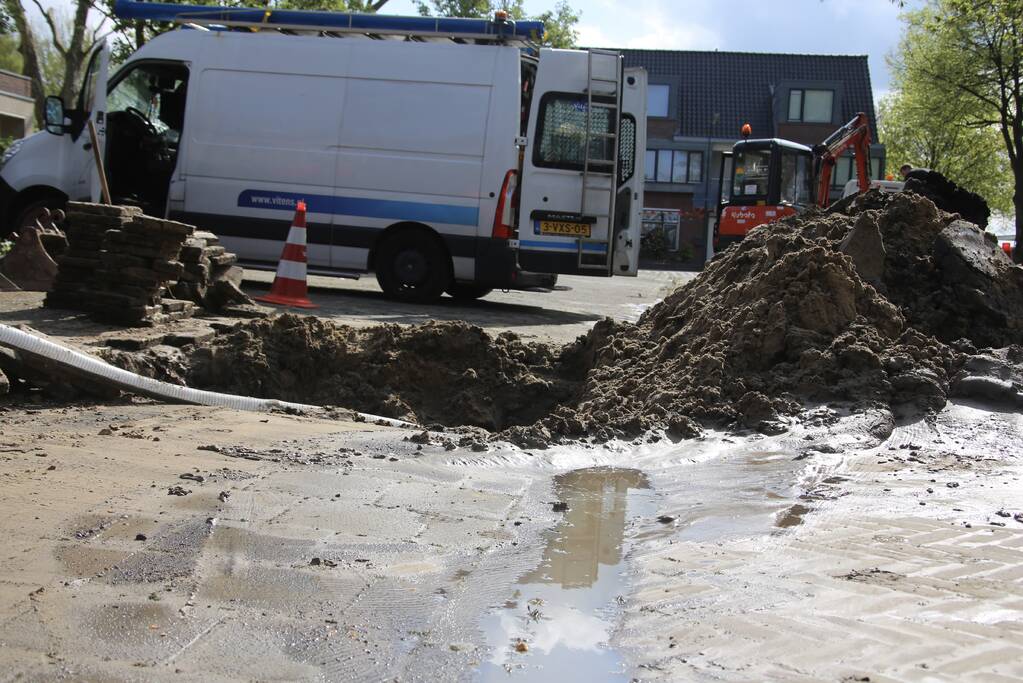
top-left (446, 283), bottom-right (492, 301)
top-left (374, 230), bottom-right (451, 303)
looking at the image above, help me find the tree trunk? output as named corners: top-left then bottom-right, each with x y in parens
top-left (58, 0), bottom-right (94, 108)
top-left (4, 0), bottom-right (45, 128)
top-left (1014, 169), bottom-right (1023, 264)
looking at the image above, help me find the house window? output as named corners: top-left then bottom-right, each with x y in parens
top-left (830, 155), bottom-right (881, 188)
top-left (788, 88), bottom-right (833, 123)
top-left (831, 156), bottom-right (853, 188)
top-left (648, 84), bottom-right (670, 117)
top-left (645, 149), bottom-right (704, 184)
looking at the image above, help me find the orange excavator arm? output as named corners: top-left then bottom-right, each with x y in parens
top-left (814, 112), bottom-right (872, 207)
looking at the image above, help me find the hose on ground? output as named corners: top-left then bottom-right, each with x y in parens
top-left (0, 322), bottom-right (411, 427)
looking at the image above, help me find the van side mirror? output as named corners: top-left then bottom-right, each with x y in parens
top-left (44, 96), bottom-right (66, 135)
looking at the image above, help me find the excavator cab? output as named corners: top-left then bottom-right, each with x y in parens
top-left (713, 112), bottom-right (873, 252)
top-left (715, 139), bottom-right (814, 249)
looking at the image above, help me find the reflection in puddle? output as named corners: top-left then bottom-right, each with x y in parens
top-left (477, 467), bottom-right (655, 682)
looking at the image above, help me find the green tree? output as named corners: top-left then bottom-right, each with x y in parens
top-left (415, 0), bottom-right (579, 48)
top-left (0, 34), bottom-right (23, 73)
top-left (878, 89), bottom-right (1013, 214)
top-left (3, 0), bottom-right (100, 127)
top-left (894, 0), bottom-right (1023, 260)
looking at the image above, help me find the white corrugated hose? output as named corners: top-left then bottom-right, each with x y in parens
top-left (0, 322), bottom-right (411, 427)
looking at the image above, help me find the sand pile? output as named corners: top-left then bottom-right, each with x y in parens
top-left (104, 191), bottom-right (1022, 446)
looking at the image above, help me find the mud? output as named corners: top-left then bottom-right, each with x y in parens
top-left (96, 191), bottom-right (1022, 447)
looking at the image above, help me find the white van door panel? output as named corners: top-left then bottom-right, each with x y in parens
top-left (517, 48), bottom-right (622, 276)
top-left (87, 42), bottom-right (109, 202)
top-left (68, 41), bottom-right (109, 202)
top-left (184, 65), bottom-right (342, 268)
top-left (613, 67), bottom-right (645, 276)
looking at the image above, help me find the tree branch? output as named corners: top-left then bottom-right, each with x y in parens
top-left (29, 0), bottom-right (68, 55)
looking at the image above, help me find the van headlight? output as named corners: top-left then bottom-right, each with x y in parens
top-left (1, 139), bottom-right (24, 168)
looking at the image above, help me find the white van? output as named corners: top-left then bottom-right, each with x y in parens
top-left (0, 1), bottom-right (646, 302)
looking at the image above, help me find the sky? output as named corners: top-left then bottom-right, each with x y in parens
top-left (33, 0), bottom-right (909, 104)
top-left (382, 0), bottom-right (911, 104)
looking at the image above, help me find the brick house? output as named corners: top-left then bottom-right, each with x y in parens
top-left (0, 69), bottom-right (34, 139)
top-left (618, 49), bottom-right (885, 266)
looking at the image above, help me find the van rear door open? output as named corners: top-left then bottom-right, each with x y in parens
top-left (516, 48), bottom-right (641, 277)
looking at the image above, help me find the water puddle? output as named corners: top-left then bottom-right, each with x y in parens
top-left (476, 467), bottom-right (656, 682)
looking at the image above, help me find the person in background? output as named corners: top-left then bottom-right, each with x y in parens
top-left (899, 164), bottom-right (912, 179)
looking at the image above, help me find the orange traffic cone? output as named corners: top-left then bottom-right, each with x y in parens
top-left (256, 200), bottom-right (317, 309)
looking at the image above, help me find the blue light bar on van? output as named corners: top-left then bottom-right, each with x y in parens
top-left (112, 0), bottom-right (545, 43)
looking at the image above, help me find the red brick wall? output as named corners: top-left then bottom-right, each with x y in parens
top-left (0, 71), bottom-right (31, 98)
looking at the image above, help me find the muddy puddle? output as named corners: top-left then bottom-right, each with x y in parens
top-left (476, 467), bottom-right (656, 681)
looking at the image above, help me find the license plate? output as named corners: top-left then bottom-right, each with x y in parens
top-left (539, 220), bottom-right (591, 237)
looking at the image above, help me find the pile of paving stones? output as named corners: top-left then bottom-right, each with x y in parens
top-left (170, 230), bottom-right (242, 305)
top-left (44, 202), bottom-right (197, 326)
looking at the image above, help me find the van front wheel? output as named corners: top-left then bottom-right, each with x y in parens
top-left (375, 231), bottom-right (451, 303)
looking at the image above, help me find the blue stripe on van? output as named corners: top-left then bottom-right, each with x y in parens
top-left (237, 190), bottom-right (480, 227)
top-left (518, 238), bottom-right (608, 253)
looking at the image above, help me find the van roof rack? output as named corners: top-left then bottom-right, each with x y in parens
top-left (112, 0), bottom-right (545, 45)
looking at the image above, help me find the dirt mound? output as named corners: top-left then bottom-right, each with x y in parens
top-left (502, 206), bottom-right (960, 446)
top-left (902, 169), bottom-right (990, 228)
top-left (838, 191), bottom-right (1023, 348)
top-left (102, 191), bottom-right (1022, 448)
top-left (107, 315), bottom-right (581, 430)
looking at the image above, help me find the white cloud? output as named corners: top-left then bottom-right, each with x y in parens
top-left (577, 3), bottom-right (719, 50)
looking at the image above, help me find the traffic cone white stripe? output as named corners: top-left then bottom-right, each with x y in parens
top-left (274, 259), bottom-right (307, 281)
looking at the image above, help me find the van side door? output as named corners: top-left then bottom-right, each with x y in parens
top-left (516, 48), bottom-right (623, 277)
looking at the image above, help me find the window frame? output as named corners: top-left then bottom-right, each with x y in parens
top-left (532, 90), bottom-right (617, 172)
top-left (645, 148), bottom-right (704, 185)
top-left (787, 87), bottom-right (834, 123)
top-left (647, 83), bottom-right (670, 118)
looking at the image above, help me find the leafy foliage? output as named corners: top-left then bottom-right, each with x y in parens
top-left (892, 0), bottom-right (1022, 254)
top-left (414, 0), bottom-right (579, 47)
top-left (878, 88), bottom-right (1013, 212)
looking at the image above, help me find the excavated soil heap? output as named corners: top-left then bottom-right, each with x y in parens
top-left (106, 190), bottom-right (1023, 446)
top-left (109, 316), bottom-right (583, 431)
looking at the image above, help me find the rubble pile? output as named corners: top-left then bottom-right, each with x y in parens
top-left (45, 203), bottom-right (197, 325)
top-left (170, 230), bottom-right (253, 311)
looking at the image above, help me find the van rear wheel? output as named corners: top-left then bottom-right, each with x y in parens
top-left (446, 283), bottom-right (492, 301)
top-left (375, 230), bottom-right (451, 303)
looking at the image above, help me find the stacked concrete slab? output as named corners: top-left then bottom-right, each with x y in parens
top-left (44, 202), bottom-right (198, 326)
top-left (171, 230), bottom-right (240, 304)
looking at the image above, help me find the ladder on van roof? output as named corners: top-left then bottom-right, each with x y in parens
top-left (578, 49), bottom-right (622, 272)
top-left (112, 0), bottom-right (545, 45)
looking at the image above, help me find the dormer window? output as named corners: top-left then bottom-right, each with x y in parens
top-left (648, 84), bottom-right (670, 117)
top-left (788, 88), bottom-right (833, 123)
